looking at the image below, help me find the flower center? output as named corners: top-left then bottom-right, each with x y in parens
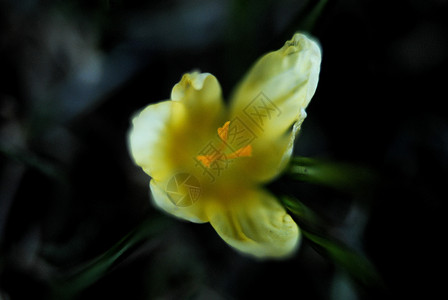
top-left (196, 121), bottom-right (252, 168)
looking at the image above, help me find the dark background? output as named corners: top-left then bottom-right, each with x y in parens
top-left (1, 0), bottom-right (446, 299)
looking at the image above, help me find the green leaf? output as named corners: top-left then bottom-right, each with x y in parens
top-left (287, 156), bottom-right (377, 193)
top-left (50, 216), bottom-right (170, 300)
top-left (280, 196), bottom-right (326, 232)
top-left (281, 196), bottom-right (384, 293)
top-left (299, 0), bottom-right (329, 32)
top-left (303, 231), bottom-right (383, 289)
top-left (0, 146), bottom-right (66, 182)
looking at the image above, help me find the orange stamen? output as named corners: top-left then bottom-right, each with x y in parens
top-left (197, 121), bottom-right (253, 168)
top-left (196, 154), bottom-right (215, 168)
top-left (217, 121), bottom-right (230, 142)
top-left (226, 144), bottom-right (252, 160)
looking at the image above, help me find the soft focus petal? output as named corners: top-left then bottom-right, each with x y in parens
top-left (171, 71), bottom-right (225, 127)
top-left (128, 100), bottom-right (176, 180)
top-left (150, 179), bottom-right (207, 223)
top-left (229, 33), bottom-right (321, 130)
top-left (224, 108), bottom-right (308, 184)
top-left (128, 72), bottom-right (225, 181)
top-left (206, 188), bottom-right (300, 259)
top-left (227, 33), bottom-right (321, 182)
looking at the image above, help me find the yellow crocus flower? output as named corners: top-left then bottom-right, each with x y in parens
top-left (128, 33), bottom-right (321, 259)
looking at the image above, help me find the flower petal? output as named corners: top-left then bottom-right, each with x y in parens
top-left (229, 33), bottom-right (321, 128)
top-left (150, 179), bottom-right (207, 223)
top-left (128, 100), bottom-right (175, 180)
top-left (223, 108), bottom-right (307, 184)
top-left (128, 72), bottom-right (225, 181)
top-left (171, 71), bottom-right (225, 126)
top-left (227, 33), bottom-right (321, 182)
top-left (206, 188), bottom-right (300, 259)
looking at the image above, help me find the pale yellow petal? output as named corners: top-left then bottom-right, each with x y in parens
top-left (226, 33), bottom-right (321, 182)
top-left (128, 100), bottom-right (176, 180)
top-left (229, 33), bottom-right (321, 130)
top-left (221, 108), bottom-right (307, 184)
top-left (150, 179), bottom-right (207, 223)
top-left (171, 71), bottom-right (225, 127)
top-left (128, 72), bottom-right (226, 181)
top-left (206, 188), bottom-right (300, 259)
